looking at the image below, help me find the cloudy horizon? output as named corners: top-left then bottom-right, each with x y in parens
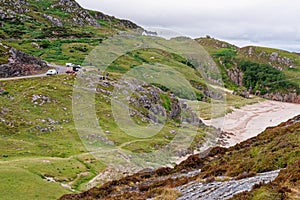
top-left (76, 0), bottom-right (300, 52)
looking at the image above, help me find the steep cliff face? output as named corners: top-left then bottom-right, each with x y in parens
top-left (0, 43), bottom-right (48, 77)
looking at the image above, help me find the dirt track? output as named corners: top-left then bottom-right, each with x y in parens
top-left (202, 100), bottom-right (300, 147)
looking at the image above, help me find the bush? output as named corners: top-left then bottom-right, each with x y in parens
top-left (213, 48), bottom-right (237, 67)
top-left (39, 40), bottom-right (50, 49)
top-left (1, 91), bottom-right (9, 95)
top-left (239, 61), bottom-right (300, 94)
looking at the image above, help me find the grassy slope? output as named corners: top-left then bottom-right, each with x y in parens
top-left (0, 72), bottom-right (202, 198)
top-left (0, 0), bottom-right (122, 39)
top-left (3, 38), bottom-right (104, 65)
top-left (238, 46), bottom-right (300, 85)
top-left (0, 75), bottom-right (107, 198)
top-left (200, 118), bottom-right (300, 177)
top-left (0, 166), bottom-right (68, 200)
top-left (0, 67), bottom-right (261, 199)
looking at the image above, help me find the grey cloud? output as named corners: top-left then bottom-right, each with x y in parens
top-left (76, 0), bottom-right (300, 52)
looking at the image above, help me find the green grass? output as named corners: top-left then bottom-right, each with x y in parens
top-left (106, 48), bottom-right (208, 100)
top-left (160, 93), bottom-right (171, 111)
top-left (187, 92), bottom-right (263, 120)
top-left (0, 73), bottom-right (209, 198)
top-left (0, 44), bottom-right (10, 64)
top-left (0, 166), bottom-right (69, 200)
top-left (0, 76), bottom-right (107, 198)
top-left (4, 38), bottom-right (104, 65)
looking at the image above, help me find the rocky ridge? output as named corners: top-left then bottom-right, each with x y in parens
top-left (0, 0), bottom-right (99, 27)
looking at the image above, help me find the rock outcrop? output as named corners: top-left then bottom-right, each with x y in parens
top-left (240, 46), bottom-right (296, 70)
top-left (92, 11), bottom-right (141, 29)
top-left (96, 78), bottom-right (199, 124)
top-left (0, 44), bottom-right (48, 77)
top-left (227, 67), bottom-right (243, 86)
top-left (262, 92), bottom-right (300, 104)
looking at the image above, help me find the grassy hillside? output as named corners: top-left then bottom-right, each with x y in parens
top-left (1, 1), bottom-right (300, 199)
top-left (196, 37), bottom-right (300, 97)
top-left (0, 0), bottom-right (143, 76)
top-left (238, 46), bottom-right (300, 85)
top-left (232, 158), bottom-right (300, 199)
top-left (0, 0), bottom-right (141, 39)
top-left (0, 76), bottom-right (104, 198)
top-left (0, 65), bottom-right (261, 199)
top-left (3, 38), bottom-right (104, 65)
top-left (0, 73), bottom-right (203, 198)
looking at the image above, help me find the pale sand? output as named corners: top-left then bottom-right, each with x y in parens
top-left (202, 100), bottom-right (300, 147)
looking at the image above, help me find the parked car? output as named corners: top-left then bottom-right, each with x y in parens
top-left (66, 70), bottom-right (75, 74)
top-left (46, 69), bottom-right (58, 75)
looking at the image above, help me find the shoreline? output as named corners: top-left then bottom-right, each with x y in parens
top-left (201, 100), bottom-right (300, 147)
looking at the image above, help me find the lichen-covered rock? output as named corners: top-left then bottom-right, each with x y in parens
top-left (42, 14), bottom-right (63, 27)
top-left (227, 67), bottom-right (243, 86)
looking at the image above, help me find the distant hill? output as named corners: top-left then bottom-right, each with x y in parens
top-left (197, 37), bottom-right (300, 103)
top-left (0, 0), bottom-right (141, 39)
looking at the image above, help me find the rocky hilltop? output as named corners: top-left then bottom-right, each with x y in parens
top-left (0, 0), bottom-right (141, 39)
top-left (0, 0), bottom-right (99, 27)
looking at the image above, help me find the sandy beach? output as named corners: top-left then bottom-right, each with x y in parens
top-left (202, 100), bottom-right (300, 147)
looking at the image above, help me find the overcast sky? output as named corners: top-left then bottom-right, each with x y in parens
top-left (76, 0), bottom-right (300, 52)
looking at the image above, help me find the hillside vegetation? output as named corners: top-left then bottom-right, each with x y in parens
top-left (1, 1), bottom-right (300, 199)
top-left (197, 37), bottom-right (300, 103)
top-left (0, 72), bottom-right (218, 198)
top-left (0, 0), bottom-right (141, 39)
top-left (0, 0), bottom-right (142, 76)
